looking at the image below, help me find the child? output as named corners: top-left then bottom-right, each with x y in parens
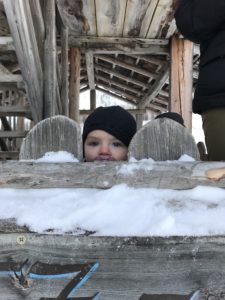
top-left (82, 106), bottom-right (137, 162)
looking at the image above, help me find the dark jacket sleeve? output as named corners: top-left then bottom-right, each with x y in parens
top-left (175, 0), bottom-right (225, 43)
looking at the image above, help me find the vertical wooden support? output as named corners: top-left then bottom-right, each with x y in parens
top-left (69, 48), bottom-right (80, 123)
top-left (90, 89), bottom-right (96, 111)
top-left (61, 27), bottom-right (69, 116)
top-left (136, 113), bottom-right (143, 130)
top-left (170, 36), bottom-right (193, 129)
top-left (43, 0), bottom-right (57, 118)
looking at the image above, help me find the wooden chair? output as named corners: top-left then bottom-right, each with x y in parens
top-left (19, 115), bottom-right (82, 160)
top-left (129, 118), bottom-right (200, 161)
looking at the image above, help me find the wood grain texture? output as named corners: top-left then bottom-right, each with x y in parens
top-left (2, 160), bottom-right (225, 189)
top-left (129, 118), bottom-right (199, 161)
top-left (19, 115), bottom-right (82, 160)
top-left (0, 234), bottom-right (225, 299)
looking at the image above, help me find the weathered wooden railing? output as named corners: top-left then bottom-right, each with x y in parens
top-left (1, 160), bottom-right (225, 299)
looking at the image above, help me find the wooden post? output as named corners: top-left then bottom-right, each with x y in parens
top-left (170, 36), bottom-right (193, 129)
top-left (69, 48), bottom-right (80, 123)
top-left (61, 26), bottom-right (69, 116)
top-left (90, 89), bottom-right (96, 111)
top-left (136, 113), bottom-right (143, 130)
top-left (43, 0), bottom-right (57, 118)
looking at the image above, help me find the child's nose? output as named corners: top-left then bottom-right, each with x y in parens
top-left (99, 144), bottom-right (111, 154)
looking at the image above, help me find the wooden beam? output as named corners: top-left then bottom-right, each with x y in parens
top-left (95, 65), bottom-right (148, 89)
top-left (80, 109), bottom-right (145, 116)
top-left (85, 51), bottom-right (95, 90)
top-left (170, 36), bottom-right (193, 129)
top-left (0, 74), bottom-right (23, 83)
top-left (95, 75), bottom-right (144, 96)
top-left (0, 106), bottom-right (31, 118)
top-left (3, 0), bottom-right (43, 123)
top-left (69, 48), bottom-right (80, 123)
top-left (0, 130), bottom-right (28, 138)
top-left (43, 0), bottom-right (57, 118)
top-left (96, 87), bottom-right (136, 106)
top-left (90, 89), bottom-right (96, 111)
top-left (138, 63), bottom-right (169, 109)
top-left (1, 161), bottom-right (225, 189)
top-left (95, 55), bottom-right (157, 79)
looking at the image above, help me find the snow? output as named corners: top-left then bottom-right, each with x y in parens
top-left (1, 151), bottom-right (225, 237)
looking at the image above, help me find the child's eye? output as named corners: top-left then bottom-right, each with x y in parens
top-left (112, 142), bottom-right (123, 147)
top-left (87, 141), bottom-right (99, 147)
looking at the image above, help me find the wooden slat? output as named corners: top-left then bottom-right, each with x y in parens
top-left (0, 106), bottom-right (31, 117)
top-left (0, 234), bottom-right (223, 299)
top-left (146, 0), bottom-right (173, 38)
top-left (170, 37), bottom-right (193, 129)
top-left (95, 0), bottom-right (126, 36)
top-left (0, 130), bottom-right (28, 138)
top-left (3, 0), bottom-right (43, 123)
top-left (123, 0), bottom-right (153, 37)
top-left (2, 161), bottom-right (225, 190)
top-left (82, 0), bottom-right (96, 36)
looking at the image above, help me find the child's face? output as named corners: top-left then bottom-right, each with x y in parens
top-left (84, 130), bottom-right (128, 162)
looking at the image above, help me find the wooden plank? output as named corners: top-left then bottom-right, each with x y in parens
top-left (0, 130), bottom-right (28, 138)
top-left (3, 0), bottom-right (43, 123)
top-left (43, 0), bottom-right (57, 118)
top-left (123, 0), bottom-right (153, 37)
top-left (170, 37), bottom-right (193, 129)
top-left (56, 0), bottom-right (90, 34)
top-left (0, 106), bottom-right (31, 118)
top-left (139, 0), bottom-right (159, 38)
top-left (95, 0), bottom-right (126, 36)
top-left (0, 234), bottom-right (223, 299)
top-left (129, 117), bottom-right (199, 161)
top-left (80, 109), bottom-right (145, 116)
top-left (0, 74), bottom-right (23, 83)
top-left (138, 63), bottom-right (169, 109)
top-left (146, 0), bottom-right (173, 38)
top-left (82, 0), bottom-right (96, 36)
top-left (69, 48), bottom-right (80, 123)
top-left (0, 151), bottom-right (19, 159)
top-left (3, 160), bottom-right (225, 189)
top-left (0, 36), bottom-right (14, 50)
top-left (85, 51), bottom-right (95, 90)
top-left (19, 115), bottom-right (82, 160)
top-left (96, 86), bottom-right (138, 105)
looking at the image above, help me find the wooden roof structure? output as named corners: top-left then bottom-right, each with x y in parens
top-left (0, 0), bottom-right (200, 159)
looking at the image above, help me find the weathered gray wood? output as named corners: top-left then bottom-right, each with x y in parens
top-left (85, 51), bottom-right (95, 90)
top-left (0, 234), bottom-right (225, 299)
top-left (2, 161), bottom-right (225, 189)
top-left (19, 115), bottom-right (82, 160)
top-left (0, 151), bottom-right (19, 160)
top-left (170, 37), bottom-right (193, 129)
top-left (69, 48), bottom-right (80, 123)
top-left (0, 74), bottom-right (23, 83)
top-left (0, 36), bottom-right (14, 50)
top-left (0, 106), bottom-right (31, 118)
top-left (90, 89), bottom-right (96, 111)
top-left (43, 0), bottom-right (57, 118)
top-left (129, 118), bottom-right (200, 161)
top-left (60, 26), bottom-right (69, 116)
top-left (138, 63), bottom-right (169, 109)
top-left (3, 0), bottom-right (44, 123)
top-left (80, 109), bottom-right (146, 116)
top-left (0, 130), bottom-right (28, 138)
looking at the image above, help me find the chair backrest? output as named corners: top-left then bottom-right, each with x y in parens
top-left (129, 118), bottom-right (200, 161)
top-left (19, 115), bottom-right (82, 160)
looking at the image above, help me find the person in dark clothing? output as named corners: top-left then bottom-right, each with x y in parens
top-left (175, 0), bottom-right (225, 161)
top-left (82, 106), bottom-right (137, 162)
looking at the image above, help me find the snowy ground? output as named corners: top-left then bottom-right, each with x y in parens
top-left (1, 152), bottom-right (224, 237)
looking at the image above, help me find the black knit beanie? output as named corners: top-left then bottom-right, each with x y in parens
top-left (82, 106), bottom-right (137, 147)
top-left (155, 112), bottom-right (185, 126)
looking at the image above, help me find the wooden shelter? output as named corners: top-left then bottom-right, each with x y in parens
top-left (3, 1), bottom-right (224, 299)
top-left (0, 0), bottom-right (199, 159)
